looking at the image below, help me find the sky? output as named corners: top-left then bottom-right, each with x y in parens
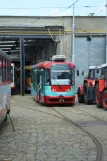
top-left (0, 0), bottom-right (106, 16)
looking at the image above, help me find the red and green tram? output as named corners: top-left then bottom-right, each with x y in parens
top-left (31, 55), bottom-right (75, 105)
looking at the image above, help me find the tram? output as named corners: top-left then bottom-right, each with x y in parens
top-left (0, 49), bottom-right (11, 124)
top-left (31, 55), bottom-right (75, 105)
top-left (17, 65), bottom-right (31, 92)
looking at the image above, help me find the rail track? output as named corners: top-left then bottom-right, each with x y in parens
top-left (12, 97), bottom-right (107, 122)
top-left (11, 96), bottom-right (102, 161)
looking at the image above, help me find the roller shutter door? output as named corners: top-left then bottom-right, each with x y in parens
top-left (75, 36), bottom-right (106, 92)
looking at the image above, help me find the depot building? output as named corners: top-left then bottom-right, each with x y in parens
top-left (0, 16), bottom-right (106, 94)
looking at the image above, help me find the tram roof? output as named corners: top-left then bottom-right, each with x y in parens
top-left (31, 61), bottom-right (75, 69)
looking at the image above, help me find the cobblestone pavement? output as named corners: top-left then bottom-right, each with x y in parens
top-left (54, 98), bottom-right (107, 161)
top-left (0, 95), bottom-right (100, 161)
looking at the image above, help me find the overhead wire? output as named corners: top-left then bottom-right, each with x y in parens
top-left (3, 3), bottom-right (104, 28)
top-left (52, 2), bottom-right (106, 35)
top-left (47, 8), bottom-right (69, 16)
top-left (46, 0), bottom-right (80, 41)
top-left (46, 3), bottom-right (106, 30)
top-left (0, 3), bottom-right (105, 36)
top-left (0, 5), bottom-right (104, 10)
top-left (28, 1), bottom-right (80, 39)
top-left (94, 6), bottom-right (106, 16)
top-left (89, 0), bottom-right (106, 16)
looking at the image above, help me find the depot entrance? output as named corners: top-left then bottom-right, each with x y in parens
top-left (0, 25), bottom-right (63, 95)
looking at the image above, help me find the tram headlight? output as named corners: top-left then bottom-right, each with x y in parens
top-left (52, 89), bottom-right (56, 92)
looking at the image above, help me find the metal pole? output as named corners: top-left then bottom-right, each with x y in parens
top-left (71, 0), bottom-right (79, 64)
top-left (106, 0), bottom-right (107, 30)
top-left (20, 37), bottom-right (25, 96)
top-left (88, 41), bottom-right (89, 66)
top-left (72, 4), bottom-right (75, 64)
top-left (106, 0), bottom-right (107, 63)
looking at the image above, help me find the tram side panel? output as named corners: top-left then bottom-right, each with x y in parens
top-left (0, 51), bottom-right (11, 125)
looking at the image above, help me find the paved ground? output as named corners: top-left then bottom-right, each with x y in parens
top-left (0, 95), bottom-right (107, 161)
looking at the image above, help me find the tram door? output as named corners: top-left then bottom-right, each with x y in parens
top-left (39, 69), bottom-right (44, 101)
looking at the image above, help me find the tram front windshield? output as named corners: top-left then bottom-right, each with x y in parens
top-left (51, 64), bottom-right (72, 85)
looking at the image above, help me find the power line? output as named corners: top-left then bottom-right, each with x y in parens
top-left (0, 5), bottom-right (104, 10)
top-left (97, 9), bottom-right (105, 15)
top-left (1, 2), bottom-right (104, 31)
top-left (0, 7), bottom-right (67, 10)
top-left (47, 8), bottom-right (68, 16)
top-left (88, 1), bottom-right (107, 16)
top-left (31, 1), bottom-right (80, 24)
top-left (94, 5), bottom-right (106, 15)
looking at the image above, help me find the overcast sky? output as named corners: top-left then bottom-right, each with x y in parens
top-left (0, 0), bottom-right (106, 16)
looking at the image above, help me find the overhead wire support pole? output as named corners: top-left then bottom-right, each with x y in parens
top-left (72, 4), bottom-right (75, 64)
top-left (71, 0), bottom-right (79, 64)
top-left (105, 0), bottom-right (107, 63)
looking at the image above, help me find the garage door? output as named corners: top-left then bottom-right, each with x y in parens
top-left (75, 36), bottom-right (106, 92)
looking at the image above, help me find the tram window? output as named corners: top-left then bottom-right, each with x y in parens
top-left (8, 63), bottom-right (11, 81)
top-left (32, 69), bottom-right (37, 90)
top-left (6, 61), bottom-right (8, 81)
top-left (4, 60), bottom-right (6, 81)
top-left (45, 69), bottom-right (50, 85)
top-left (0, 59), bottom-right (2, 83)
top-left (37, 70), bottom-right (40, 84)
top-left (3, 60), bottom-right (5, 82)
top-left (72, 68), bottom-right (75, 85)
top-left (11, 65), bottom-right (13, 81)
top-left (5, 61), bottom-right (6, 81)
top-left (32, 69), bottom-right (37, 82)
top-left (7, 62), bottom-right (9, 81)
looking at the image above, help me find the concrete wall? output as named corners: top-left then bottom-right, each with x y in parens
top-left (0, 16), bottom-right (106, 61)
